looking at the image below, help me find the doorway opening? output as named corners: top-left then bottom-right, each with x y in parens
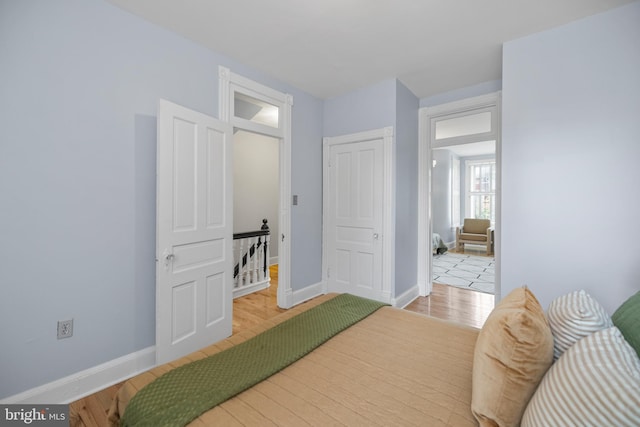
top-left (219, 66), bottom-right (293, 308)
top-left (432, 142), bottom-right (496, 294)
top-left (232, 130), bottom-right (279, 298)
top-left (418, 92), bottom-right (501, 304)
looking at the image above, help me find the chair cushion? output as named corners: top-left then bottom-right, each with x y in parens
top-left (459, 233), bottom-right (488, 242)
top-left (471, 286), bottom-right (554, 427)
top-left (464, 218), bottom-right (490, 234)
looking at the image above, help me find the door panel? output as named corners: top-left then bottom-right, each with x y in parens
top-left (156, 99), bottom-right (233, 365)
top-left (326, 139), bottom-right (383, 300)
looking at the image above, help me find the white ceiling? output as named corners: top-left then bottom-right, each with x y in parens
top-left (106, 0), bottom-right (633, 100)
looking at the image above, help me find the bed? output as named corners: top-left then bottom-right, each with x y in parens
top-left (432, 233), bottom-right (448, 254)
top-left (108, 287), bottom-right (640, 427)
top-left (107, 293), bottom-right (479, 426)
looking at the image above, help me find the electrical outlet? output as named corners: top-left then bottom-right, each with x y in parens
top-left (57, 319), bottom-right (73, 339)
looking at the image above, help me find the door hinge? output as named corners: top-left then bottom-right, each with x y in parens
top-left (327, 267), bottom-right (331, 278)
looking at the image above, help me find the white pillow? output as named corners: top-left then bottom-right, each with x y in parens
top-left (522, 326), bottom-right (640, 427)
top-left (547, 290), bottom-right (612, 360)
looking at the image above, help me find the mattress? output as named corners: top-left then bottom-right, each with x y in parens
top-left (108, 294), bottom-right (480, 426)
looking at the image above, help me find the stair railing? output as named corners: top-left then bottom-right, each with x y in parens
top-left (233, 219), bottom-right (271, 298)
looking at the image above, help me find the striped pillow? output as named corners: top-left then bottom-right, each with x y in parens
top-left (547, 290), bottom-right (612, 360)
top-left (522, 326), bottom-right (640, 427)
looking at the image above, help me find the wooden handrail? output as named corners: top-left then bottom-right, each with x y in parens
top-left (233, 218), bottom-right (270, 240)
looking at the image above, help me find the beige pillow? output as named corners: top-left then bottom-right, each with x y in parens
top-left (471, 286), bottom-right (554, 427)
top-left (522, 326), bottom-right (640, 426)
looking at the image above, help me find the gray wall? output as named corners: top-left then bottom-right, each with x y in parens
top-left (322, 78), bottom-right (419, 299)
top-left (324, 79), bottom-right (419, 297)
top-left (323, 79), bottom-right (396, 137)
top-left (0, 0), bottom-right (323, 399)
top-left (501, 1), bottom-right (640, 314)
top-left (394, 80), bottom-right (419, 296)
top-left (289, 89), bottom-right (324, 291)
top-left (432, 150), bottom-right (455, 243)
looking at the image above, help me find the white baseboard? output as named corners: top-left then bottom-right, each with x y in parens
top-left (0, 346), bottom-right (156, 405)
top-left (2, 281), bottom-right (397, 404)
top-left (232, 280), bottom-right (270, 299)
top-left (291, 281), bottom-right (325, 306)
top-left (394, 284), bottom-right (420, 308)
top-left (269, 256), bottom-right (278, 266)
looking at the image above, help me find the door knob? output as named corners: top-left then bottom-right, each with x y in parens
top-left (373, 233), bottom-right (379, 240)
top-left (163, 252), bottom-right (175, 269)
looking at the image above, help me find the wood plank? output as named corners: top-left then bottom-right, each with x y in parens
top-left (404, 282), bottom-right (494, 329)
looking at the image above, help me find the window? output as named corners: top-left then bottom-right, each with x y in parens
top-left (466, 159), bottom-right (496, 224)
top-left (234, 92), bottom-right (280, 129)
top-left (435, 111), bottom-right (492, 140)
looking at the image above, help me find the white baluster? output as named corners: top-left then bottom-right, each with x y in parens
top-left (245, 237), bottom-right (252, 285)
top-left (265, 234), bottom-right (271, 282)
top-left (257, 237), bottom-right (264, 282)
top-left (232, 222), bottom-right (273, 298)
top-left (251, 236), bottom-right (258, 284)
top-left (240, 238), bottom-right (246, 287)
top-left (233, 239), bottom-right (239, 288)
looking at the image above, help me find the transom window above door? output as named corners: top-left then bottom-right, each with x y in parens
top-left (234, 92), bottom-right (280, 129)
top-left (431, 105), bottom-right (498, 146)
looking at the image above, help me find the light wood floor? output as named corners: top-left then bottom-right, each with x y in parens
top-left (69, 265), bottom-right (493, 426)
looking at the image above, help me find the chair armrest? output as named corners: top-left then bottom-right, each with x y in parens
top-left (486, 227), bottom-right (494, 241)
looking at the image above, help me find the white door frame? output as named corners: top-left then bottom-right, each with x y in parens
top-left (322, 127), bottom-right (395, 304)
top-left (417, 92), bottom-right (501, 301)
top-left (218, 66), bottom-right (294, 308)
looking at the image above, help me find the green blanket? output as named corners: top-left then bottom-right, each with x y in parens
top-left (121, 294), bottom-right (387, 427)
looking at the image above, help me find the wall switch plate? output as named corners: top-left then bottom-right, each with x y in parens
top-left (57, 319), bottom-right (73, 339)
top-left (292, 195), bottom-right (298, 205)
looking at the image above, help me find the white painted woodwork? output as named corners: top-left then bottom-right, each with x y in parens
top-left (232, 234), bottom-right (271, 298)
top-left (323, 128), bottom-right (394, 303)
top-left (156, 99), bottom-right (233, 365)
top-left (219, 66), bottom-right (294, 308)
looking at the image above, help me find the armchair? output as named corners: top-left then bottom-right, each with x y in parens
top-left (456, 218), bottom-right (494, 255)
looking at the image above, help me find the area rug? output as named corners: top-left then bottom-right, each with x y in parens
top-left (433, 251), bottom-right (495, 294)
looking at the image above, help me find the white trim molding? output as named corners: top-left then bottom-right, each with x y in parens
top-left (393, 284), bottom-right (420, 309)
top-left (218, 66), bottom-right (294, 309)
top-left (0, 347), bottom-right (156, 405)
top-left (291, 281), bottom-right (326, 307)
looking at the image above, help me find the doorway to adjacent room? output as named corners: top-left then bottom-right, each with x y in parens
top-left (418, 92), bottom-right (501, 302)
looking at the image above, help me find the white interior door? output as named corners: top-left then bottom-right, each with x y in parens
top-left (156, 99), bottom-right (233, 365)
top-left (324, 135), bottom-right (385, 302)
